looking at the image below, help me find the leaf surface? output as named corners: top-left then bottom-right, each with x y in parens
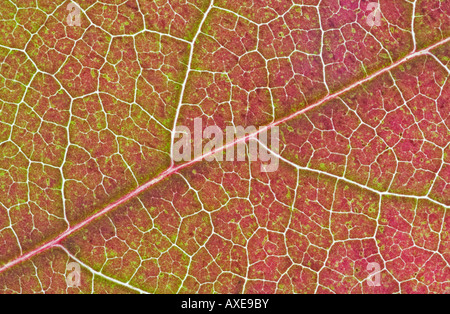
top-left (0, 0), bottom-right (449, 294)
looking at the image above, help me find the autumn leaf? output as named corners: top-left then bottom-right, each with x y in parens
top-left (0, 0), bottom-right (449, 294)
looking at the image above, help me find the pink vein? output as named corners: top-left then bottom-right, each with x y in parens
top-left (1, 37), bottom-right (449, 275)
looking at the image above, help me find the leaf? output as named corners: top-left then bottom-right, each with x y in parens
top-left (0, 0), bottom-right (449, 294)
